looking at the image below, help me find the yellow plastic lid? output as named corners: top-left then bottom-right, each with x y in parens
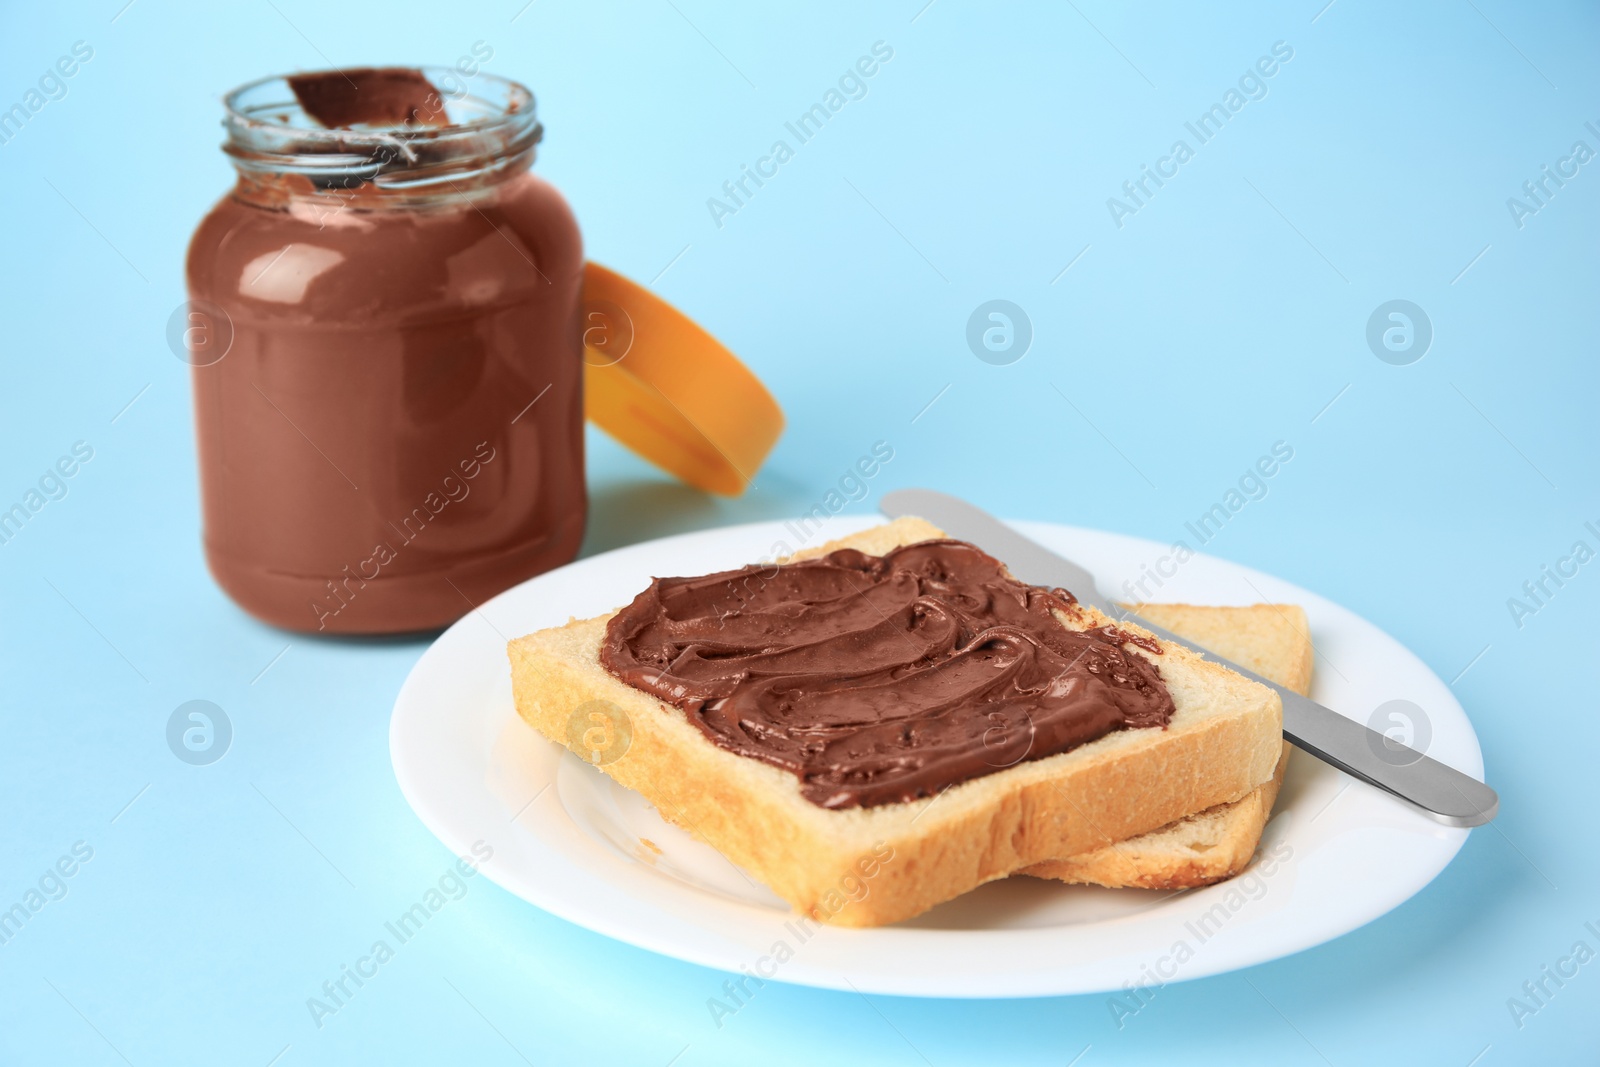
top-left (582, 261), bottom-right (784, 496)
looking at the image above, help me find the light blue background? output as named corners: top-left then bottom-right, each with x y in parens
top-left (2, 0), bottom-right (1596, 1063)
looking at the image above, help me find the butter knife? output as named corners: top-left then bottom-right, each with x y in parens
top-left (879, 488), bottom-right (1498, 828)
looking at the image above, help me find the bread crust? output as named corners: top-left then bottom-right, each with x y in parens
top-left (1021, 603), bottom-right (1313, 888)
top-left (506, 518), bottom-right (1284, 926)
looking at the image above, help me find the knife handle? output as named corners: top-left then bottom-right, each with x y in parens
top-left (1128, 615), bottom-right (1499, 828)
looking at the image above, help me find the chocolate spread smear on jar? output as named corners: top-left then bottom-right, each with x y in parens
top-left (600, 540), bottom-right (1176, 809)
top-left (287, 67), bottom-right (452, 129)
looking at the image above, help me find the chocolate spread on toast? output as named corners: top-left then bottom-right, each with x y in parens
top-left (600, 540), bottom-right (1175, 809)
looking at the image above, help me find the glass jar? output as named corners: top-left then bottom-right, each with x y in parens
top-left (186, 68), bottom-right (585, 634)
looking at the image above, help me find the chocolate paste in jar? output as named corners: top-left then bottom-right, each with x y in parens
top-left (186, 67), bottom-right (585, 633)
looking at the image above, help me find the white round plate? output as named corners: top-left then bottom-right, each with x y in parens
top-left (390, 516), bottom-right (1482, 998)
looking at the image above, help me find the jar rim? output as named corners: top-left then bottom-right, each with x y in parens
top-left (220, 66), bottom-right (543, 186)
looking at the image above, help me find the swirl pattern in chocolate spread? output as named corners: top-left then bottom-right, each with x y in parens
top-left (599, 539), bottom-right (1175, 809)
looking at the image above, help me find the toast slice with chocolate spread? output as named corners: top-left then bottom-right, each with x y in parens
top-left (506, 517), bottom-right (1283, 927)
top-left (1022, 602), bottom-right (1311, 889)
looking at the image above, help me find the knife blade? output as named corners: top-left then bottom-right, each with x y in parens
top-left (879, 488), bottom-right (1498, 828)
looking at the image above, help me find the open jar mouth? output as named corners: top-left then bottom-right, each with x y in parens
top-left (221, 66), bottom-right (543, 189)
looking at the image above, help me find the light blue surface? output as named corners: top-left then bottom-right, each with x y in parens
top-left (2, 1), bottom-right (1596, 1063)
